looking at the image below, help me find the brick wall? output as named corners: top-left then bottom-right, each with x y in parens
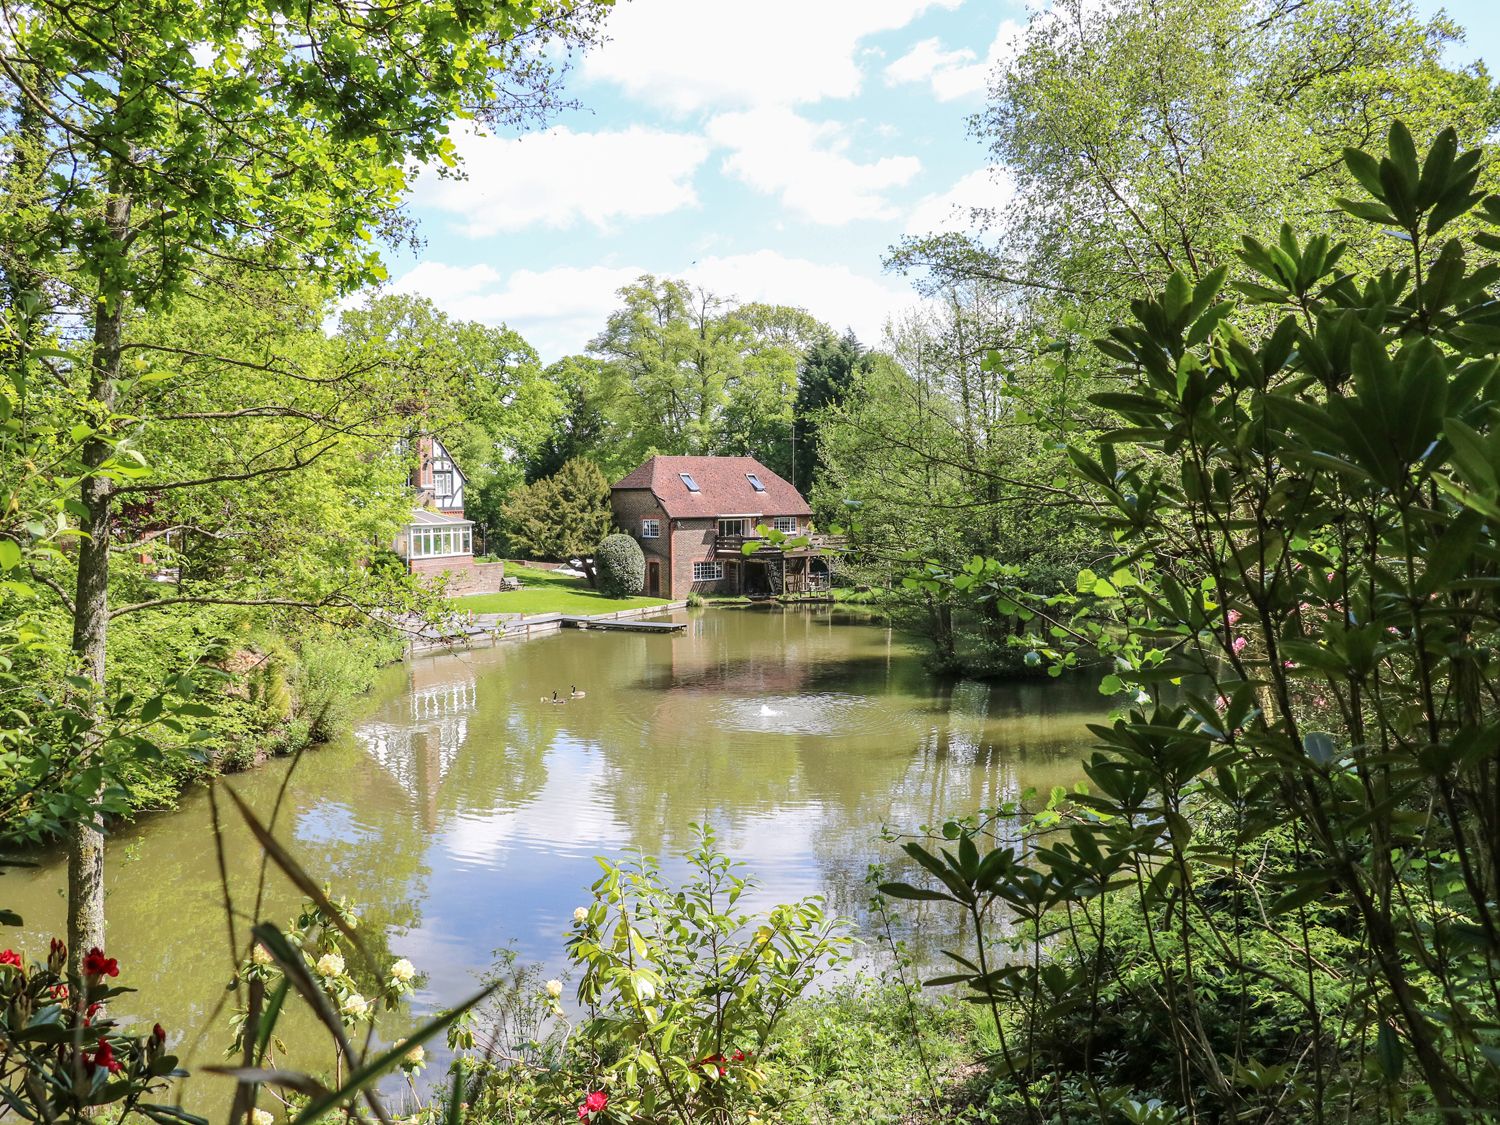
top-left (610, 490), bottom-right (672, 595)
top-left (409, 555), bottom-right (506, 596)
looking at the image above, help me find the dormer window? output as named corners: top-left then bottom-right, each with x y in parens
top-left (746, 473), bottom-right (765, 492)
top-left (679, 472), bottom-right (700, 492)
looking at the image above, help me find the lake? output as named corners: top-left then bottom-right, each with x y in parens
top-left (2, 605), bottom-right (1102, 1106)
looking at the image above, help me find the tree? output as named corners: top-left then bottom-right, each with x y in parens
top-left (892, 0), bottom-right (1497, 310)
top-left (334, 294), bottom-right (562, 543)
top-left (0, 0), bottom-right (606, 968)
top-left (523, 356), bottom-right (624, 481)
top-left (500, 459), bottom-right (613, 578)
top-left (587, 276), bottom-right (833, 471)
top-left (885, 123), bottom-right (1500, 1121)
top-left (792, 331), bottom-right (868, 496)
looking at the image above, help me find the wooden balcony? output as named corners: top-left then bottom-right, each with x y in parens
top-left (714, 532), bottom-right (847, 559)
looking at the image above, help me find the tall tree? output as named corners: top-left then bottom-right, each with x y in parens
top-left (523, 355), bottom-right (624, 482)
top-left (792, 331), bottom-right (868, 496)
top-left (500, 457), bottom-right (613, 579)
top-left (891, 0), bottom-right (1497, 311)
top-left (587, 276), bottom-right (832, 473)
top-left (0, 0), bottom-right (606, 967)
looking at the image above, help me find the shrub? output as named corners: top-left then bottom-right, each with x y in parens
top-left (882, 123), bottom-right (1500, 1121)
top-left (594, 532), bottom-right (645, 598)
top-left (451, 829), bottom-right (853, 1125)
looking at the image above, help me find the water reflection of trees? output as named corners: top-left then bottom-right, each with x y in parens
top-left (335, 609), bottom-right (1105, 972)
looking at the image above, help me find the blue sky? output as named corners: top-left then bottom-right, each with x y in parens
top-left (385, 0), bottom-right (1496, 362)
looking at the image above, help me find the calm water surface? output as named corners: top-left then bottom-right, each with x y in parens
top-left (4, 606), bottom-right (1102, 1104)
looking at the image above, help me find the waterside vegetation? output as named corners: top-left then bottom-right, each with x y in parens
top-left (6, 0), bottom-right (1500, 1122)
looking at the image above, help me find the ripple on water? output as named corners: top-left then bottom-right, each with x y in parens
top-left (717, 693), bottom-right (899, 738)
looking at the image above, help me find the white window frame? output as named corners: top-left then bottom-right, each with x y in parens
top-left (408, 522), bottom-right (473, 559)
top-left (771, 516), bottom-right (797, 534)
top-left (717, 518), bottom-right (746, 537)
top-left (693, 561), bottom-right (724, 582)
top-left (641, 518), bottom-right (660, 539)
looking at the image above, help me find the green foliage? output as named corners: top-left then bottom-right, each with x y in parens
top-left (882, 123), bottom-right (1500, 1120)
top-left (0, 940), bottom-right (197, 1125)
top-left (595, 533), bottom-right (646, 599)
top-left (585, 276), bottom-right (832, 476)
top-left (500, 458), bottom-right (614, 564)
top-left (446, 829), bottom-right (853, 1125)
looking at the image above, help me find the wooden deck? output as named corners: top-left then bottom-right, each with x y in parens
top-left (560, 615), bottom-right (685, 633)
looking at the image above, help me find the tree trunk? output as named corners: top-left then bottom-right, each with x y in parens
top-left (67, 191), bottom-right (130, 974)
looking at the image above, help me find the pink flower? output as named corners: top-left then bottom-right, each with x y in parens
top-left (1232, 636), bottom-right (1249, 655)
top-left (1226, 610), bottom-right (1241, 626)
top-left (577, 1091), bottom-right (608, 1120)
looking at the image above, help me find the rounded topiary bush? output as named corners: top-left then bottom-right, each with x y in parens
top-left (595, 533), bottom-right (645, 597)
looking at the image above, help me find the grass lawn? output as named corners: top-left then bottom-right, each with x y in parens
top-left (450, 563), bottom-right (672, 616)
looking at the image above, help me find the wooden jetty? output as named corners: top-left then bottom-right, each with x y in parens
top-left (560, 615), bottom-right (685, 633)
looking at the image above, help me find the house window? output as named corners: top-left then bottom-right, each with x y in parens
top-left (693, 561), bottom-right (724, 582)
top-left (641, 519), bottom-right (660, 539)
top-left (717, 518), bottom-right (746, 537)
top-left (409, 524), bottom-right (472, 558)
top-left (771, 516), bottom-right (797, 534)
top-left (746, 473), bottom-right (765, 492)
top-left (679, 472), bottom-right (700, 492)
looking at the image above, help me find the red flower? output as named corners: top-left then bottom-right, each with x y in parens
top-left (48, 938), bottom-right (66, 972)
top-left (0, 949), bottom-right (21, 968)
top-left (577, 1090), bottom-right (607, 1120)
top-left (88, 1037), bottom-right (122, 1075)
top-left (83, 947), bottom-right (119, 978)
top-left (152, 1024), bottom-right (166, 1045)
top-left (731, 1050), bottom-right (746, 1062)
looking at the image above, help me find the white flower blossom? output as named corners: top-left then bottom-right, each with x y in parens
top-left (545, 979), bottom-right (563, 999)
top-left (341, 992), bottom-right (369, 1018)
top-left (389, 958), bottom-right (415, 983)
top-left (402, 1044), bottom-right (426, 1069)
top-left (315, 951), bottom-right (345, 978)
top-left (251, 944), bottom-right (274, 967)
top-left (252, 1110), bottom-right (275, 1125)
top-left (572, 907), bottom-right (589, 923)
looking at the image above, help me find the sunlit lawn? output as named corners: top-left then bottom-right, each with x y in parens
top-left (451, 563), bottom-right (671, 616)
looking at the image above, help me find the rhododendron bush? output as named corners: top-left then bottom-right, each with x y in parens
top-left (882, 123), bottom-right (1500, 1120)
top-left (0, 940), bottom-right (194, 1123)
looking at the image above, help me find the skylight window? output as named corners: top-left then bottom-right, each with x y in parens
top-left (746, 473), bottom-right (765, 492)
top-left (680, 472), bottom-right (701, 492)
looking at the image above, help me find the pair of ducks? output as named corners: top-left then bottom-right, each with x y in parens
top-left (541, 686), bottom-right (586, 704)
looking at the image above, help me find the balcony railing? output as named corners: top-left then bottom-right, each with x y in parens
top-left (714, 532), bottom-right (847, 558)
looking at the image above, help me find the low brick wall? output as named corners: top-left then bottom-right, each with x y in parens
top-left (409, 555), bottom-right (507, 596)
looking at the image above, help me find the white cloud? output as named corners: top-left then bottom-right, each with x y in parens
top-left (707, 108), bottom-right (921, 225)
top-left (905, 167), bottom-right (1017, 235)
top-left (884, 19), bottom-right (1023, 100)
top-left (388, 262), bottom-right (645, 357)
top-left (411, 123), bottom-right (710, 236)
top-left (687, 250), bottom-right (915, 343)
top-left (385, 252), bottom-right (916, 360)
top-left (584, 0), bottom-right (964, 112)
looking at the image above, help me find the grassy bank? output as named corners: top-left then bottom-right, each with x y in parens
top-left (450, 563), bottom-right (671, 616)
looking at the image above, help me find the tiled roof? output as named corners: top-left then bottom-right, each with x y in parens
top-left (612, 456), bottom-right (812, 520)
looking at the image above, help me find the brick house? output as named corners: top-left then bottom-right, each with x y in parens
top-left (610, 455), bottom-right (838, 599)
top-left (393, 435), bottom-right (506, 595)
